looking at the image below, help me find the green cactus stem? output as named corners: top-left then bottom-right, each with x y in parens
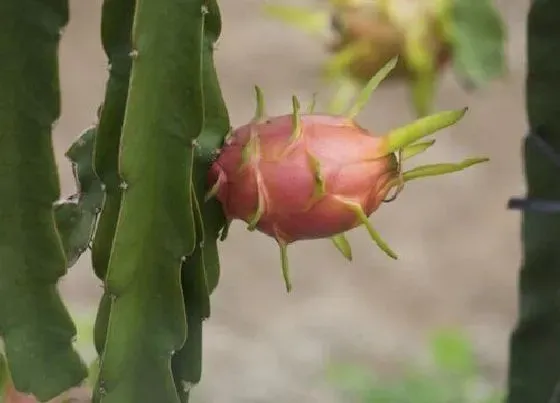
top-left (92, 0), bottom-right (212, 401)
top-left (54, 126), bottom-right (104, 268)
top-left (506, 1), bottom-right (560, 401)
top-left (91, 0), bottom-right (135, 363)
top-left (172, 2), bottom-right (230, 400)
top-left (0, 1), bottom-right (88, 400)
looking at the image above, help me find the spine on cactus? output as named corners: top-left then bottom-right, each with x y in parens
top-left (0, 1), bottom-right (87, 400)
top-left (171, 1), bottom-right (230, 401)
top-left (92, 1), bottom-right (207, 402)
top-left (91, 0), bottom-right (135, 361)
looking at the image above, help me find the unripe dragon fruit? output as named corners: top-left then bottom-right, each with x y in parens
top-left (207, 58), bottom-right (487, 291)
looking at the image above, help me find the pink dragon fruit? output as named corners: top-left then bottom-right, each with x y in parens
top-left (207, 58), bottom-right (487, 291)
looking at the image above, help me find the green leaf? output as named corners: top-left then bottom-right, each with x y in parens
top-left (450, 0), bottom-right (507, 87)
top-left (429, 328), bottom-right (476, 375)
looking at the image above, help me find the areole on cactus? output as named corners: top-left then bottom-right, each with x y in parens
top-left (206, 58), bottom-right (488, 292)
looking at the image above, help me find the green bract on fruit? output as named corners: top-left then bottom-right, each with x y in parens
top-left (207, 58), bottom-right (488, 292)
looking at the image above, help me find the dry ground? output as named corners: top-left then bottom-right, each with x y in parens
top-left (54, 1), bottom-right (530, 401)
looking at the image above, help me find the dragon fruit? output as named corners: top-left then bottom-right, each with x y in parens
top-left (207, 58), bottom-right (487, 291)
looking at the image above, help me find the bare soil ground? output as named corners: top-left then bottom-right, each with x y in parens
top-left (54, 1), bottom-right (530, 401)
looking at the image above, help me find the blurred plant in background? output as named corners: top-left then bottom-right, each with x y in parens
top-left (327, 328), bottom-right (503, 403)
top-left (263, 0), bottom-right (507, 117)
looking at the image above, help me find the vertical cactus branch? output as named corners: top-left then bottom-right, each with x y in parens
top-left (91, 0), bottom-right (135, 360)
top-left (0, 1), bottom-right (87, 400)
top-left (507, 1), bottom-right (560, 402)
top-left (172, 1), bottom-right (230, 400)
top-left (92, 0), bottom-right (206, 401)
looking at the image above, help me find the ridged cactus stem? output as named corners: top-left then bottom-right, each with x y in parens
top-left (171, 2), bottom-right (230, 400)
top-left (0, 1), bottom-right (87, 400)
top-left (92, 1), bottom-right (207, 401)
top-left (91, 0), bottom-right (135, 359)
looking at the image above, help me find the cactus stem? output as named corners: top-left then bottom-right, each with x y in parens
top-left (331, 233), bottom-right (353, 261)
top-left (384, 108), bottom-right (468, 155)
top-left (241, 127), bottom-right (261, 167)
top-left (253, 86), bottom-right (266, 123)
top-left (247, 171), bottom-right (266, 231)
top-left (402, 140), bottom-right (436, 160)
top-left (289, 95), bottom-right (303, 143)
top-left (307, 93), bottom-right (317, 114)
top-left (346, 57), bottom-right (398, 120)
top-left (402, 157), bottom-right (489, 182)
top-left (277, 240), bottom-right (292, 292)
top-left (340, 198), bottom-right (398, 259)
top-left (304, 152), bottom-right (326, 209)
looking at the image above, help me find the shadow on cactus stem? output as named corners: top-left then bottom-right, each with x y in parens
top-left (206, 56), bottom-right (488, 292)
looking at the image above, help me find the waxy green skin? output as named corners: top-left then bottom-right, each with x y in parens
top-left (92, 1), bottom-right (208, 402)
top-left (208, 57), bottom-right (488, 292)
top-left (0, 1), bottom-right (88, 400)
top-left (91, 0), bottom-right (136, 363)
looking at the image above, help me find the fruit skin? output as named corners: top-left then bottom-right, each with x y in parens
top-left (209, 114), bottom-right (398, 244)
top-left (328, 2), bottom-right (452, 82)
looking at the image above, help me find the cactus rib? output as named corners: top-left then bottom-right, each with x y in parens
top-left (91, 0), bottom-right (136, 360)
top-left (92, 0), bottom-right (206, 401)
top-left (172, 2), bottom-right (231, 399)
top-left (0, 1), bottom-right (88, 400)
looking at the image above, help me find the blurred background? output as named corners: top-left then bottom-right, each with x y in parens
top-left (56, 0), bottom-right (529, 401)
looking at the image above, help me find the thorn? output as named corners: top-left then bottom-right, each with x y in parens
top-left (129, 49), bottom-right (139, 59)
top-left (304, 152), bottom-right (326, 209)
top-left (191, 138), bottom-right (200, 149)
top-left (346, 57), bottom-right (398, 120)
top-left (402, 157), bottom-right (489, 183)
top-left (331, 233), bottom-right (352, 261)
top-left (241, 127), bottom-right (260, 166)
top-left (253, 86), bottom-right (266, 122)
top-left (307, 93), bottom-right (318, 114)
top-left (205, 169), bottom-right (225, 202)
top-left (119, 181), bottom-right (129, 191)
top-left (201, 4), bottom-right (209, 14)
top-left (401, 140), bottom-right (436, 161)
top-left (385, 108), bottom-right (468, 155)
top-left (247, 171), bottom-right (265, 231)
top-left (289, 95), bottom-right (302, 143)
top-left (278, 240), bottom-right (292, 292)
top-left (340, 198), bottom-right (398, 259)
top-left (219, 220), bottom-right (231, 241)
